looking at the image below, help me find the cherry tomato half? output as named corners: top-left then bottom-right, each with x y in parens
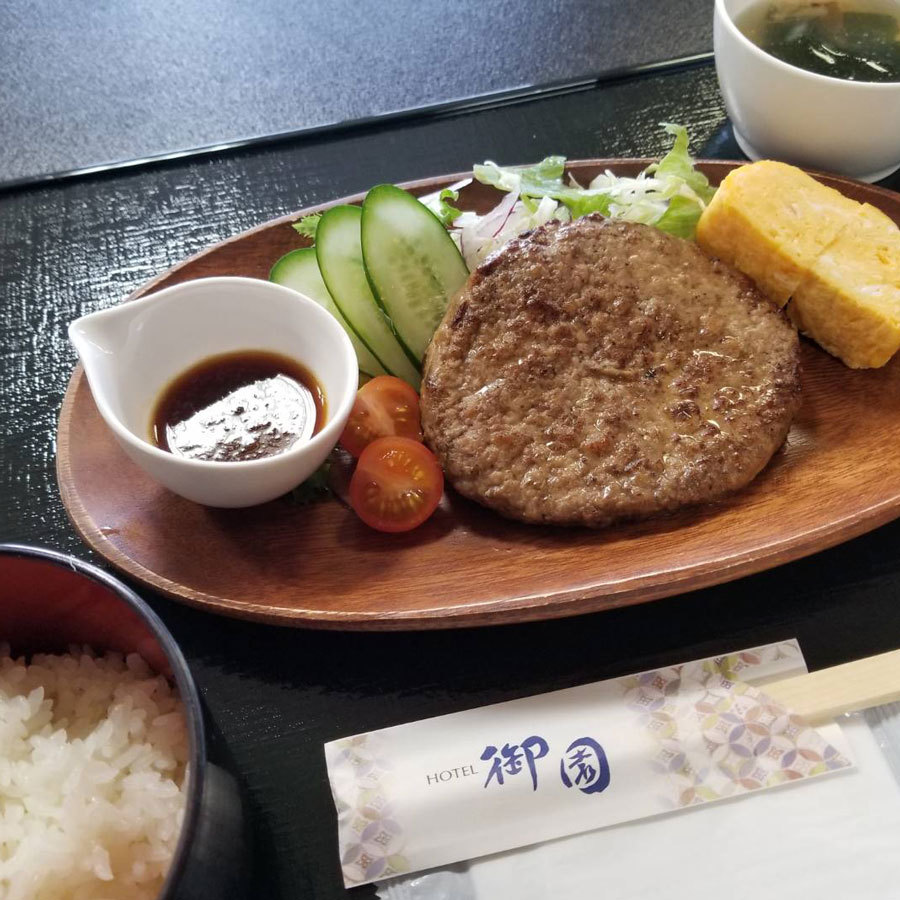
top-left (338, 376), bottom-right (423, 458)
top-left (349, 436), bottom-right (444, 532)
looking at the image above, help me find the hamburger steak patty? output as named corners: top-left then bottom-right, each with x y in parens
top-left (420, 215), bottom-right (801, 527)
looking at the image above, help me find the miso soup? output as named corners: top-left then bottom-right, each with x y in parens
top-left (736, 0), bottom-right (900, 82)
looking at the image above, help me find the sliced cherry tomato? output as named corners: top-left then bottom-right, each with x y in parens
top-left (338, 375), bottom-right (423, 458)
top-left (349, 436), bottom-right (444, 532)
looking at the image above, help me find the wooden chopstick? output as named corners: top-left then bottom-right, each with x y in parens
top-left (763, 650), bottom-right (900, 724)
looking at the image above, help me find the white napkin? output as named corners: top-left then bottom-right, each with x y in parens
top-left (378, 705), bottom-right (900, 899)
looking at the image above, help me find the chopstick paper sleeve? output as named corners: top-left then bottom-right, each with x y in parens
top-left (324, 640), bottom-right (853, 887)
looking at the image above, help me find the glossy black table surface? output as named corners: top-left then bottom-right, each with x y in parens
top-left (1, 60), bottom-right (899, 898)
top-left (0, 0), bottom-right (715, 185)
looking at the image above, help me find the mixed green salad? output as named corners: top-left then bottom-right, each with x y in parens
top-left (421, 123), bottom-right (716, 268)
top-left (271, 124), bottom-right (716, 387)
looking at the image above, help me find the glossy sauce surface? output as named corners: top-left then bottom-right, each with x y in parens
top-left (151, 351), bottom-right (325, 462)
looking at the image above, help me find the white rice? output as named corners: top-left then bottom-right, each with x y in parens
top-left (0, 644), bottom-right (189, 900)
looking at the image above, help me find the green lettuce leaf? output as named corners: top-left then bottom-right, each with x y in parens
top-left (432, 188), bottom-right (462, 226)
top-left (650, 123), bottom-right (716, 204)
top-left (292, 213), bottom-right (322, 242)
top-left (653, 194), bottom-right (705, 239)
top-left (290, 460), bottom-right (331, 504)
top-left (565, 192), bottom-right (613, 219)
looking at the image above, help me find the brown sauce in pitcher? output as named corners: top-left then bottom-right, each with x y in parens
top-left (151, 350), bottom-right (325, 462)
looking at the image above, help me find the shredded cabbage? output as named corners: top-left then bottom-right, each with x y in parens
top-left (420, 124), bottom-right (716, 270)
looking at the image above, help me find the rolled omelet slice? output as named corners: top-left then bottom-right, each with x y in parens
top-left (788, 204), bottom-right (900, 369)
top-left (697, 161), bottom-right (900, 368)
top-left (696, 160), bottom-right (860, 307)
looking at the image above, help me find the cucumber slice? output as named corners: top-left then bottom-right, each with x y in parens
top-left (361, 184), bottom-right (469, 361)
top-left (269, 247), bottom-right (384, 378)
top-left (316, 205), bottom-right (421, 388)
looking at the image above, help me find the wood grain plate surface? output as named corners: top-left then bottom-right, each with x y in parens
top-left (56, 160), bottom-right (900, 629)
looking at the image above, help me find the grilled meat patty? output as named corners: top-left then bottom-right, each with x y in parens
top-left (420, 215), bottom-right (801, 527)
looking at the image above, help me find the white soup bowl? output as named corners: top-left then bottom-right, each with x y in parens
top-left (714, 0), bottom-right (900, 182)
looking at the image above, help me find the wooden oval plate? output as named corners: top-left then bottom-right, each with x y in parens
top-left (57, 161), bottom-right (900, 630)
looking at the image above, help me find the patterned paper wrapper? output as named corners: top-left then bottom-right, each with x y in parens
top-left (324, 641), bottom-right (852, 887)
